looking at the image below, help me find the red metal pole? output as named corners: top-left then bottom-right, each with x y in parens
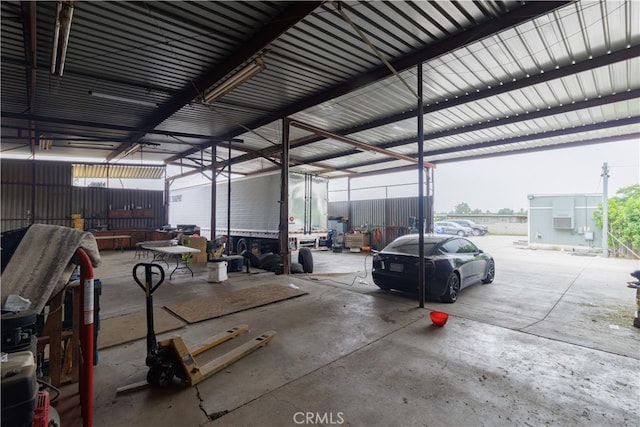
top-left (75, 248), bottom-right (94, 427)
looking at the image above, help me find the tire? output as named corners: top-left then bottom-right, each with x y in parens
top-left (290, 262), bottom-right (304, 274)
top-left (457, 230), bottom-right (465, 237)
top-left (1, 310), bottom-right (37, 330)
top-left (441, 272), bottom-right (460, 303)
top-left (259, 254), bottom-right (281, 272)
top-left (472, 228), bottom-right (481, 236)
top-left (482, 259), bottom-right (495, 284)
top-left (298, 247), bottom-right (313, 273)
top-left (241, 250), bottom-right (261, 268)
top-left (236, 238), bottom-right (248, 254)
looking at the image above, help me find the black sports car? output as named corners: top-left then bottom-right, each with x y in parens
top-left (372, 234), bottom-right (495, 303)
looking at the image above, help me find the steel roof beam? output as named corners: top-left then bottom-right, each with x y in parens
top-left (333, 116), bottom-right (640, 172)
top-left (117, 1), bottom-right (323, 162)
top-left (311, 46), bottom-right (639, 144)
top-left (0, 111), bottom-right (243, 143)
top-left (275, 46), bottom-right (639, 155)
top-left (172, 1), bottom-right (572, 162)
top-left (382, 89), bottom-right (640, 149)
top-left (180, 2), bottom-right (593, 166)
top-left (297, 91), bottom-right (639, 167)
top-left (347, 133), bottom-right (639, 178)
top-left (433, 133), bottom-right (640, 165)
top-left (300, 89), bottom-right (639, 164)
top-left (289, 120), bottom-right (430, 166)
top-left (415, 117), bottom-right (640, 158)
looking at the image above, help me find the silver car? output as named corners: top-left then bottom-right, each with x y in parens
top-left (434, 221), bottom-right (473, 237)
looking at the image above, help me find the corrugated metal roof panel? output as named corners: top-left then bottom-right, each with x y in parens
top-left (1, 0), bottom-right (637, 179)
top-left (72, 164), bottom-right (165, 179)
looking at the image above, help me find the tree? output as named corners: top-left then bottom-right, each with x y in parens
top-left (454, 202), bottom-right (471, 214)
top-left (497, 208), bottom-right (514, 215)
top-left (594, 185), bottom-right (640, 254)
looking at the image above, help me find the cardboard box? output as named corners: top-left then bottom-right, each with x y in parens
top-left (182, 236), bottom-right (208, 264)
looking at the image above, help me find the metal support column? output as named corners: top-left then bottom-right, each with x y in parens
top-left (226, 144), bottom-right (232, 256)
top-left (417, 62), bottom-right (425, 308)
top-left (279, 118), bottom-right (291, 274)
top-left (602, 162), bottom-right (609, 257)
top-left (211, 146), bottom-right (216, 242)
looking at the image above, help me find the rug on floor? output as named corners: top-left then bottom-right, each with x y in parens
top-left (164, 283), bottom-right (308, 324)
top-left (98, 307), bottom-right (186, 349)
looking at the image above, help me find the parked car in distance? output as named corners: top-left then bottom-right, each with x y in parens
top-left (450, 219), bottom-right (488, 236)
top-left (433, 221), bottom-right (473, 236)
top-left (372, 235), bottom-right (495, 303)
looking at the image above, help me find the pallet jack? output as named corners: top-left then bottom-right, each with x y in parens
top-left (118, 263), bottom-right (275, 392)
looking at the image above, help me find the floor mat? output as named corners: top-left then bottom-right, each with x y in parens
top-left (164, 283), bottom-right (308, 324)
top-left (98, 307), bottom-right (186, 349)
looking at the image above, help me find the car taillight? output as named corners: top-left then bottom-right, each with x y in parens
top-left (372, 253), bottom-right (384, 270)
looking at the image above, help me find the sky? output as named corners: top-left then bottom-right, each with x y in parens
top-left (338, 138), bottom-right (640, 213)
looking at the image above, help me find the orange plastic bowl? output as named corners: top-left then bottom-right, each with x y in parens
top-left (430, 311), bottom-right (449, 326)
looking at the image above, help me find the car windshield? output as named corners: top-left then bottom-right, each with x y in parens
top-left (383, 241), bottom-right (438, 256)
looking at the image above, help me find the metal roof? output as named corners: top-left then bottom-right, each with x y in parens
top-left (1, 1), bottom-right (638, 180)
top-left (72, 164), bottom-right (165, 180)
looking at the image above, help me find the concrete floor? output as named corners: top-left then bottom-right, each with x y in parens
top-left (56, 235), bottom-right (639, 426)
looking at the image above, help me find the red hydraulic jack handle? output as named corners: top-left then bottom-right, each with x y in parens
top-left (75, 248), bottom-right (94, 427)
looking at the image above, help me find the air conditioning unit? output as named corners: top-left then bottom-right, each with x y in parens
top-left (553, 215), bottom-right (573, 229)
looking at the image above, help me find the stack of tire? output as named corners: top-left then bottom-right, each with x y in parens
top-left (241, 248), bottom-right (313, 274)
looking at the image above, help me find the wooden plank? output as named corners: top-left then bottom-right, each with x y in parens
top-left (190, 324), bottom-right (249, 357)
top-left (70, 287), bottom-right (81, 383)
top-left (37, 330), bottom-right (73, 345)
top-left (48, 291), bottom-right (64, 386)
top-left (116, 380), bottom-right (149, 395)
top-left (197, 331), bottom-right (276, 385)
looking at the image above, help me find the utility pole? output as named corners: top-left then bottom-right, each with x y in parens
top-left (601, 162), bottom-right (609, 258)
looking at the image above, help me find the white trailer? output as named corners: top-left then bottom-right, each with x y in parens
top-left (169, 172), bottom-right (328, 254)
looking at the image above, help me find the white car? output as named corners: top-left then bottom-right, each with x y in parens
top-left (433, 221), bottom-right (473, 237)
top-left (450, 219), bottom-right (489, 236)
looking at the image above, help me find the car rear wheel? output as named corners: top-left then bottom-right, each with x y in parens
top-left (482, 259), bottom-right (495, 284)
top-left (441, 272), bottom-right (460, 303)
top-left (457, 230), bottom-right (465, 236)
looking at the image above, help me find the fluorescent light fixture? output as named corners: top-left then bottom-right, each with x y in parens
top-left (39, 134), bottom-right (53, 150)
top-left (88, 91), bottom-right (159, 108)
top-left (203, 58), bottom-right (265, 104)
top-left (51, 1), bottom-right (74, 76)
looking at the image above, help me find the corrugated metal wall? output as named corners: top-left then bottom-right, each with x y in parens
top-left (1, 160), bottom-right (165, 232)
top-left (328, 196), bottom-right (433, 249)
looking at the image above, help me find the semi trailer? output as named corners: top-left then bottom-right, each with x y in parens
top-left (169, 172), bottom-right (328, 254)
